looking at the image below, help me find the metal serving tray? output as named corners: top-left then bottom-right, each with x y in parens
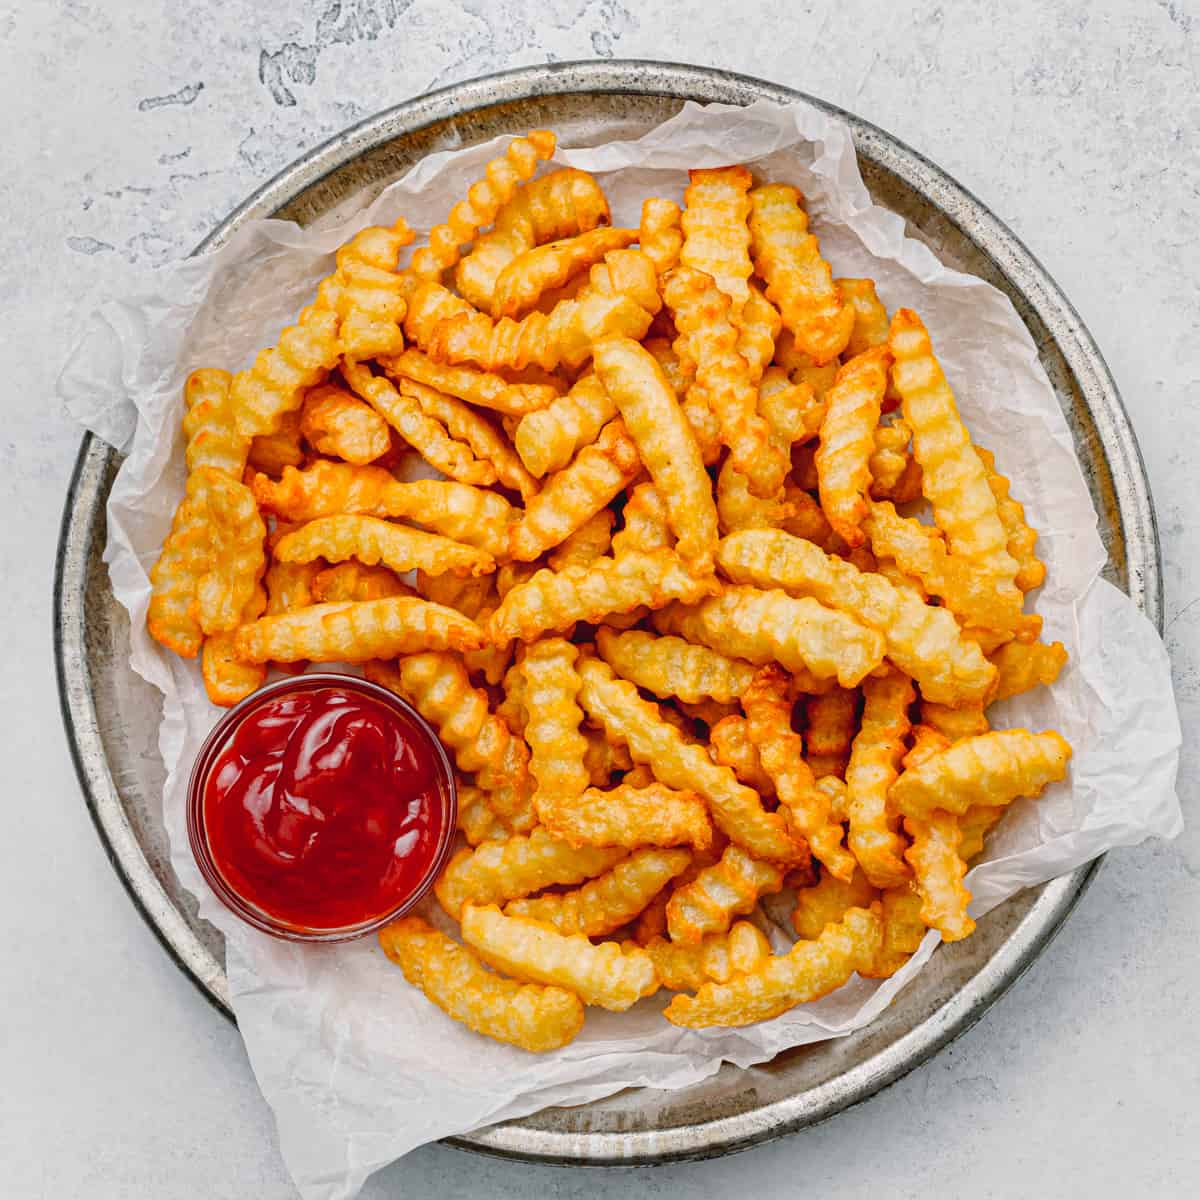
top-left (54, 61), bottom-right (1160, 1166)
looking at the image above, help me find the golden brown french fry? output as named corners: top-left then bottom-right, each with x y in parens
top-left (382, 347), bottom-right (558, 417)
top-left (539, 782), bottom-right (713, 851)
top-left (804, 687), bottom-right (860, 781)
top-left (596, 627), bottom-right (754, 704)
top-left (299, 382), bottom-right (391, 464)
top-left (183, 369), bottom-right (248, 480)
top-left (513, 372), bottom-right (617, 478)
top-left (666, 844), bottom-right (786, 944)
top-left (791, 866), bottom-right (880, 940)
top-left (643, 920), bottom-right (771, 991)
top-left (638, 197), bottom-right (683, 275)
top-left (904, 810), bottom-right (974, 942)
top-left (989, 638), bottom-right (1068, 701)
top-left (521, 637), bottom-right (590, 804)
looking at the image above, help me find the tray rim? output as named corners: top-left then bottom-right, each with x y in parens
top-left (54, 58), bottom-right (1160, 1167)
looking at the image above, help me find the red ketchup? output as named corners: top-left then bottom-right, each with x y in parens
top-left (194, 682), bottom-right (453, 937)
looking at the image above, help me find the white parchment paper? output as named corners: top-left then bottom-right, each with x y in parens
top-left (59, 100), bottom-right (1182, 1200)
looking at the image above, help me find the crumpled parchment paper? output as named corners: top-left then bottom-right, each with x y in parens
top-left (60, 99), bottom-right (1182, 1200)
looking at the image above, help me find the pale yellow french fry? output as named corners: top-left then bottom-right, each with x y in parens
top-left (666, 844), bottom-right (786, 944)
top-left (593, 337), bottom-right (718, 571)
top-left (201, 585), bottom-right (267, 707)
top-left (435, 828), bottom-right (626, 919)
top-left (508, 419), bottom-right (641, 561)
top-left (888, 309), bottom-right (1023, 629)
top-left (638, 196), bottom-right (683, 275)
top-left (972, 444), bottom-right (1046, 591)
top-left (455, 783), bottom-right (512, 847)
top-left (737, 283), bottom-right (783, 383)
top-left (664, 266), bottom-right (787, 498)
top-left (382, 347), bottom-right (558, 417)
top-left (505, 848), bottom-right (691, 937)
top-left (957, 802), bottom-right (1008, 863)
top-left (367, 652), bottom-right (534, 830)
top-left (547, 509), bottom-right (614, 570)
top-left (409, 130), bottom-right (556, 278)
top-left (644, 338), bottom-right (723, 464)
top-left (890, 729), bottom-right (1072, 821)
top-left (748, 184), bottom-right (853, 365)
top-left (492, 227), bottom-right (639, 318)
top-left (862, 883), bottom-right (927, 978)
top-left (341, 360), bottom-right (497, 487)
top-left (715, 530), bottom-right (996, 705)
top-left (299, 382), bottom-right (391, 464)
top-left (274, 514), bottom-right (494, 577)
top-left (679, 165), bottom-right (754, 322)
top-left (520, 637), bottom-right (590, 803)
top-left (235, 598), bottom-right (483, 664)
top-left (577, 657), bottom-right (804, 864)
top-left (664, 905), bottom-right (882, 1028)
top-left (989, 638), bottom-right (1068, 702)
top-left (378, 916), bottom-right (584, 1053)
top-left (644, 920), bottom-right (772, 991)
top-left (461, 904), bottom-right (657, 1011)
top-left (183, 369), bottom-right (248, 480)
top-left (792, 866), bottom-right (880, 940)
top-left (488, 550), bottom-right (718, 645)
top-left (539, 782), bottom-right (713, 851)
top-left (805, 687), bottom-right (860, 781)
top-left (710, 716), bottom-right (774, 796)
top-left (743, 665), bottom-right (857, 881)
top-left (513, 373), bottom-right (617, 478)
top-left (148, 468), bottom-right (266, 655)
top-left (904, 810), bottom-right (974, 942)
top-left (845, 667), bottom-right (914, 889)
top-left (596, 627), bottom-right (754, 704)
top-left (653, 586), bottom-right (885, 689)
top-left (816, 347), bottom-right (892, 548)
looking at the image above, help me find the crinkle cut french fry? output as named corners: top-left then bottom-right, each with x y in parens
top-left (540, 782), bottom-right (713, 851)
top-left (638, 197), bottom-right (683, 275)
top-left (409, 130), bottom-right (556, 278)
top-left (664, 266), bottom-right (786, 499)
top-left (247, 408), bottom-right (305, 477)
top-left (201, 585), bottom-right (267, 707)
top-left (454, 783), bottom-right (512, 846)
top-left (300, 382), bottom-right (392, 465)
top-left (759, 367), bottom-right (824, 448)
top-left (737, 284), bottom-right (783, 384)
top-left (805, 687), bottom-right (860, 781)
top-left (577, 657), bottom-right (802, 863)
top-left (378, 916), bottom-right (584, 1053)
top-left (233, 304), bottom-right (341, 439)
top-left (548, 509), bottom-right (614, 570)
top-left (715, 529), bottom-right (996, 705)
top-left (904, 810), bottom-right (974, 942)
top-left (845, 667), bottom-right (914, 889)
top-left (834, 278), bottom-right (890, 359)
top-left (521, 637), bottom-right (590, 804)
top-left (748, 183), bottom-right (854, 366)
top-left (957, 802), bottom-right (1008, 863)
top-left (505, 848), bottom-right (691, 937)
top-left (715, 458), bottom-right (793, 534)
top-left (666, 844), bottom-right (786, 945)
top-left (508, 419), bottom-right (641, 562)
top-left (679, 697), bottom-right (739, 728)
top-left (644, 338), bottom-right (723, 465)
top-left (596, 627), bottom-right (754, 704)
top-left (234, 597), bottom-right (483, 664)
top-left (514, 373), bottom-right (617, 478)
top-left (888, 308), bottom-right (1023, 626)
top-left (644, 920), bottom-right (771, 991)
top-left (653, 586), bottom-right (885, 689)
top-left (583, 727), bottom-right (634, 786)
top-left (679, 165), bottom-right (754, 324)
top-left (492, 227), bottom-right (639, 319)
top-left (435, 828), bottom-right (627, 920)
top-left (341, 360), bottom-right (497, 487)
top-left (400, 373), bottom-right (540, 501)
top-left (904, 723), bottom-right (952, 770)
top-left (488, 549), bottom-right (718, 645)
top-left (816, 347), bottom-right (892, 548)
top-left (869, 419), bottom-right (923, 502)
top-left (430, 249), bottom-right (661, 373)
top-left (264, 554), bottom-right (321, 617)
top-left (311, 561), bottom-right (412, 602)
top-left (890, 729), bottom-right (1072, 821)
top-left (791, 866), bottom-right (880, 940)
top-left (148, 468), bottom-right (266, 655)
top-left (975, 445), bottom-right (1046, 591)
top-left (921, 699), bottom-right (989, 743)
top-left (183, 369), bottom-right (248, 480)
top-left (455, 167), bottom-right (613, 310)
top-left (663, 905), bottom-right (882, 1028)
top-left (462, 904), bottom-right (658, 1011)
top-left (611, 482), bottom-right (672, 555)
top-left (592, 338), bottom-right (717, 571)
top-left (372, 652), bottom-right (535, 829)
top-left (710, 715), bottom-right (775, 796)
top-left (742, 665), bottom-right (857, 881)
top-left (989, 638), bottom-right (1068, 702)
top-left (382, 347), bottom-right (558, 417)
top-left (862, 883), bottom-right (927, 978)
top-left (402, 278), bottom-right (478, 351)
top-left (274, 514), bottom-right (494, 578)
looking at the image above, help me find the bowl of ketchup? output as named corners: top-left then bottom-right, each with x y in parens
top-left (187, 674), bottom-right (456, 942)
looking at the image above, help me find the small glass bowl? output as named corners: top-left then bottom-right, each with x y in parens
top-left (186, 673), bottom-right (457, 943)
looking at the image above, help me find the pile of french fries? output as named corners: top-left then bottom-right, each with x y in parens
top-left (148, 130), bottom-right (1074, 1051)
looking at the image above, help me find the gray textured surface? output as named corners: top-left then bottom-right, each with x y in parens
top-left (3, 1), bottom-right (1198, 1196)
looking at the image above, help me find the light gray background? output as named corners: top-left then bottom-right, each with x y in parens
top-left (3, 1), bottom-right (1197, 1196)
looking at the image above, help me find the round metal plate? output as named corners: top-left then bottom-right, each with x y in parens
top-left (54, 60), bottom-right (1161, 1166)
